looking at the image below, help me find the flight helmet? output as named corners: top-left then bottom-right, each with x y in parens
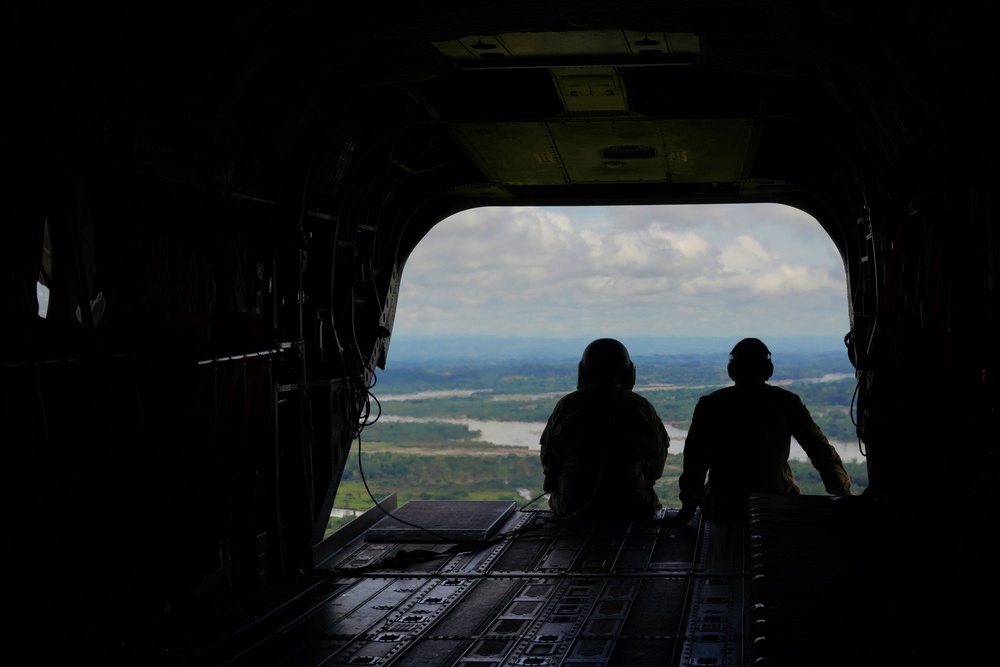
top-left (577, 338), bottom-right (636, 389)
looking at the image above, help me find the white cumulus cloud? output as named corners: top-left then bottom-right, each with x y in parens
top-left (392, 204), bottom-right (848, 339)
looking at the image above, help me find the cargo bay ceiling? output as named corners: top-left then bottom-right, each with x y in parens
top-left (16, 1), bottom-right (996, 248)
top-left (10, 0), bottom-right (997, 454)
top-left (9, 4), bottom-right (998, 434)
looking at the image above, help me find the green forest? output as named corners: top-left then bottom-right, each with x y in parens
top-left (327, 351), bottom-right (868, 535)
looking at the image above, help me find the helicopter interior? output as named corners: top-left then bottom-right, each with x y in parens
top-left (4, 2), bottom-right (998, 664)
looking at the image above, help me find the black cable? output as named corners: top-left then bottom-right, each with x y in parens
top-left (849, 376), bottom-right (868, 458)
top-left (518, 491), bottom-right (548, 512)
top-left (354, 418), bottom-right (455, 542)
top-left (316, 119), bottom-right (467, 546)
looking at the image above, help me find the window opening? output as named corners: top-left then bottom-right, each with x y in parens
top-left (326, 204), bottom-right (865, 537)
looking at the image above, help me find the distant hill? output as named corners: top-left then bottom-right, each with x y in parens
top-left (385, 334), bottom-right (850, 365)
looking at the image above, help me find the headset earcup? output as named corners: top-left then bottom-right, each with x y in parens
top-left (728, 338), bottom-right (773, 382)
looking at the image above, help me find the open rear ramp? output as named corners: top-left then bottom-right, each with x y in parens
top-left (196, 500), bottom-right (752, 666)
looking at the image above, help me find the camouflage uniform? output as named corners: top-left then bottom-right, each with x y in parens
top-left (540, 383), bottom-right (669, 519)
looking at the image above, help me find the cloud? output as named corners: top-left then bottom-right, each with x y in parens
top-left (392, 204), bottom-right (848, 338)
top-left (719, 234), bottom-right (770, 274)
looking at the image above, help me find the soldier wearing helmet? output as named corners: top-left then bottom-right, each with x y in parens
top-left (539, 338), bottom-right (669, 519)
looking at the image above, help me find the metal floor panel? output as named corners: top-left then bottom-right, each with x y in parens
top-left (365, 501), bottom-right (517, 543)
top-left (199, 504), bottom-right (754, 666)
top-left (746, 493), bottom-right (912, 667)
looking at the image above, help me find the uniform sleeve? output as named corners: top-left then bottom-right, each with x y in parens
top-left (539, 403), bottom-right (559, 471)
top-left (538, 403), bottom-right (559, 493)
top-left (678, 398), bottom-right (712, 509)
top-left (539, 398), bottom-right (566, 492)
top-left (789, 395), bottom-right (852, 496)
top-left (645, 401), bottom-right (669, 481)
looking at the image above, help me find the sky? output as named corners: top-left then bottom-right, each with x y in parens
top-left (390, 203), bottom-right (850, 343)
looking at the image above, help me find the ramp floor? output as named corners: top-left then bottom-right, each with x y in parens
top-left (194, 495), bottom-right (907, 666)
top-left (197, 503), bottom-right (747, 666)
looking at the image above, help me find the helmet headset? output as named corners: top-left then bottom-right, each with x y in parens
top-left (577, 338), bottom-right (636, 389)
top-left (727, 337), bottom-right (774, 382)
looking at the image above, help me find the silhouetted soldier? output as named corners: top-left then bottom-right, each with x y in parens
top-left (540, 338), bottom-right (669, 520)
top-left (677, 337), bottom-right (852, 523)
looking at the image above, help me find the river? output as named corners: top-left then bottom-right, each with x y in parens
top-left (372, 414), bottom-right (866, 462)
top-left (374, 378), bottom-right (866, 463)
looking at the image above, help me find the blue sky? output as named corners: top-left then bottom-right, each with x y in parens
top-left (391, 203), bottom-right (850, 342)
